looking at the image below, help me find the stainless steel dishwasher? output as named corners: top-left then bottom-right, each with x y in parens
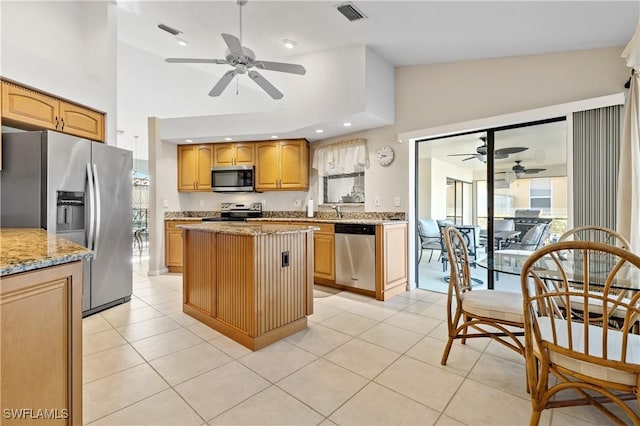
top-left (334, 223), bottom-right (376, 291)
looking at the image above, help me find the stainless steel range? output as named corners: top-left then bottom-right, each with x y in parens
top-left (202, 202), bottom-right (263, 222)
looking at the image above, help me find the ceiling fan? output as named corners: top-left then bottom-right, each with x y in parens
top-left (448, 136), bottom-right (528, 162)
top-left (497, 160), bottom-right (547, 183)
top-left (164, 0), bottom-right (306, 100)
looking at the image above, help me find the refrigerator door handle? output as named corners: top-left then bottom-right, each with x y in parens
top-left (87, 163), bottom-right (96, 251)
top-left (93, 163), bottom-right (102, 259)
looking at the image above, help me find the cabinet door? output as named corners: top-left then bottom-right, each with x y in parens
top-left (280, 140), bottom-right (309, 190)
top-left (1, 82), bottom-right (59, 130)
top-left (255, 142), bottom-right (279, 190)
top-left (59, 101), bottom-right (105, 142)
top-left (178, 146), bottom-right (197, 191)
top-left (213, 144), bottom-right (234, 167)
top-left (166, 229), bottom-right (184, 268)
top-left (313, 233), bottom-right (335, 281)
top-left (234, 143), bottom-right (255, 165)
top-left (195, 145), bottom-right (213, 191)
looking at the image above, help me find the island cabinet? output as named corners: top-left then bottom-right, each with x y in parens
top-left (255, 139), bottom-right (309, 191)
top-left (1, 81), bottom-right (105, 142)
top-left (181, 223), bottom-right (314, 350)
top-left (375, 222), bottom-right (409, 301)
top-left (213, 142), bottom-right (255, 166)
top-left (177, 144), bottom-right (213, 191)
top-left (165, 219), bottom-right (201, 272)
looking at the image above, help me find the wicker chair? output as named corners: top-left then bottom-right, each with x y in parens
top-left (520, 241), bottom-right (640, 425)
top-left (440, 227), bottom-right (525, 365)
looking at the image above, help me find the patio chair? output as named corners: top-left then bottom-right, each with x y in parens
top-left (520, 241), bottom-right (640, 425)
top-left (504, 222), bottom-right (549, 251)
top-left (440, 227), bottom-right (525, 366)
top-left (437, 219), bottom-right (455, 272)
top-left (417, 219), bottom-right (441, 263)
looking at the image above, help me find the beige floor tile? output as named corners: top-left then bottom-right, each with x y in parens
top-left (378, 294), bottom-right (416, 309)
top-left (427, 321), bottom-right (491, 352)
top-left (132, 285), bottom-right (175, 298)
top-left (83, 329), bottom-right (128, 356)
top-left (209, 335), bottom-right (253, 359)
top-left (116, 316), bottom-right (182, 342)
top-left (347, 303), bottom-right (399, 321)
top-left (238, 340), bottom-right (317, 382)
top-left (286, 324), bottom-right (352, 356)
top-left (435, 415), bottom-right (467, 425)
top-left (83, 344), bottom-right (145, 384)
top-left (383, 310), bottom-right (441, 335)
top-left (138, 290), bottom-right (182, 306)
top-left (403, 300), bottom-right (447, 319)
top-left (444, 379), bottom-right (550, 425)
top-left (467, 353), bottom-right (529, 399)
top-left (319, 311), bottom-right (378, 336)
top-left (318, 419), bottom-right (337, 426)
top-left (102, 306), bottom-right (165, 328)
top-left (397, 288), bottom-right (433, 301)
top-left (89, 389), bottom-right (203, 425)
top-left (209, 385), bottom-right (324, 425)
top-left (83, 363), bottom-right (169, 423)
top-left (167, 311), bottom-right (200, 326)
top-left (175, 361), bottom-right (270, 421)
top-left (186, 321), bottom-right (223, 340)
top-left (104, 296), bottom-right (151, 313)
top-left (483, 338), bottom-right (526, 364)
top-left (150, 342), bottom-right (232, 385)
top-left (277, 358), bottom-right (368, 416)
top-left (131, 328), bottom-right (204, 361)
top-left (406, 335), bottom-right (482, 377)
top-left (548, 401), bottom-right (639, 425)
top-left (375, 356), bottom-right (464, 412)
top-left (329, 381), bottom-right (440, 425)
top-left (324, 338), bottom-right (400, 379)
top-left (358, 322), bottom-right (423, 353)
top-left (423, 291), bottom-right (448, 305)
top-left (83, 315), bottom-right (113, 336)
top-left (315, 294), bottom-right (364, 311)
top-left (308, 303), bottom-right (343, 323)
top-left (550, 411), bottom-right (599, 425)
top-left (152, 299), bottom-right (184, 315)
top-left (149, 274), bottom-right (183, 286)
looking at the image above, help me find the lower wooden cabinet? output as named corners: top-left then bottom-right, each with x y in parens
top-left (1, 261), bottom-right (83, 425)
top-left (165, 220), bottom-right (201, 272)
top-left (311, 223), bottom-right (335, 284)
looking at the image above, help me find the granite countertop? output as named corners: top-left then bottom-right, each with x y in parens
top-left (248, 218), bottom-right (408, 225)
top-left (165, 217), bottom-right (204, 222)
top-left (0, 228), bottom-right (93, 276)
top-left (178, 222), bottom-right (318, 236)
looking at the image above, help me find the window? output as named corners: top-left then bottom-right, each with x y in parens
top-left (323, 168), bottom-right (365, 204)
top-left (529, 178), bottom-right (552, 213)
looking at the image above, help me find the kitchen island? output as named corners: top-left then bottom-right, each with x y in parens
top-left (179, 222), bottom-right (315, 350)
top-left (1, 228), bottom-right (92, 425)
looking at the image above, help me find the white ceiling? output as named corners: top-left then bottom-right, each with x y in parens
top-left (115, 1), bottom-right (639, 156)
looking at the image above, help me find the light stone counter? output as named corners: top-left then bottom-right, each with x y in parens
top-left (0, 228), bottom-right (93, 276)
top-left (248, 217), bottom-right (408, 225)
top-left (177, 222), bottom-right (317, 235)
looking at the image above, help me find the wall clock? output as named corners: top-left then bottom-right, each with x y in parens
top-left (376, 146), bottom-right (395, 167)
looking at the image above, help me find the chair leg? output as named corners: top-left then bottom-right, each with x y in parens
top-left (418, 247), bottom-right (423, 263)
top-left (440, 336), bottom-right (455, 365)
top-left (428, 249), bottom-right (434, 262)
top-left (529, 409), bottom-right (542, 426)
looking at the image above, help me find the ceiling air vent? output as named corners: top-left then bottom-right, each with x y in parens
top-left (157, 23), bottom-right (182, 36)
top-left (336, 2), bottom-right (367, 22)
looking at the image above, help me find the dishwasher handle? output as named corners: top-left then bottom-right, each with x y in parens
top-left (334, 223), bottom-right (376, 235)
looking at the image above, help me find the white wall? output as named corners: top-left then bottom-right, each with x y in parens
top-left (1, 1), bottom-right (118, 145)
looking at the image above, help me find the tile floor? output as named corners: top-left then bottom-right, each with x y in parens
top-left (82, 257), bottom-right (636, 425)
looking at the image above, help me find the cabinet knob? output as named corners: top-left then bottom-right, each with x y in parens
top-left (55, 117), bottom-right (59, 129)
top-left (61, 118), bottom-right (65, 130)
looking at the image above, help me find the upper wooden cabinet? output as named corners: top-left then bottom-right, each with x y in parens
top-left (178, 144), bottom-right (213, 192)
top-left (213, 142), bottom-right (255, 167)
top-left (255, 139), bottom-right (309, 191)
top-left (1, 81), bottom-right (105, 142)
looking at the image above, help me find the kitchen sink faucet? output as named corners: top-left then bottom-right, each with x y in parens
top-left (331, 205), bottom-right (343, 218)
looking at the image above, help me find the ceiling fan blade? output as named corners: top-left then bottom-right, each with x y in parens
top-left (254, 61), bottom-right (306, 75)
top-left (495, 146), bottom-right (528, 155)
top-left (208, 70), bottom-right (236, 97)
top-left (248, 70), bottom-right (283, 99)
top-left (166, 58), bottom-right (228, 64)
top-left (461, 156), bottom-right (478, 161)
top-left (221, 33), bottom-right (244, 58)
top-left (448, 153), bottom-right (477, 157)
top-left (523, 168), bottom-right (546, 174)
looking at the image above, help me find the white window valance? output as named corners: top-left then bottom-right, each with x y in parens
top-left (312, 137), bottom-right (369, 177)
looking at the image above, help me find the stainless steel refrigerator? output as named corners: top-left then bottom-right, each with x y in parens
top-left (0, 130), bottom-right (133, 315)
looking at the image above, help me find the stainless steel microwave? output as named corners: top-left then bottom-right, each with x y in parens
top-left (211, 165), bottom-right (255, 192)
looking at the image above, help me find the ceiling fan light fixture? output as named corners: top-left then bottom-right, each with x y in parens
top-left (157, 23), bottom-right (182, 36)
top-left (282, 39), bottom-right (297, 49)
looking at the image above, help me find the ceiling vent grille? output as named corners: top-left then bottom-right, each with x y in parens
top-left (336, 2), bottom-right (367, 22)
top-left (157, 23), bottom-right (182, 36)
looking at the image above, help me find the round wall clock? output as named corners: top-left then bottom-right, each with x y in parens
top-left (376, 146), bottom-right (395, 167)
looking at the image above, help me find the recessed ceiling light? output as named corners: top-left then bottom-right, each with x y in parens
top-left (176, 38), bottom-right (188, 46)
top-left (315, 129), bottom-right (324, 134)
top-left (224, 137), bottom-right (233, 141)
top-left (282, 39), bottom-right (297, 49)
top-left (185, 139), bottom-right (193, 143)
top-left (343, 122), bottom-right (352, 127)
top-left (271, 135), bottom-right (278, 139)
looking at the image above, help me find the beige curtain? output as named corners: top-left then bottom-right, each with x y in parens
top-left (616, 18), bottom-right (640, 255)
top-left (311, 137), bottom-right (369, 176)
